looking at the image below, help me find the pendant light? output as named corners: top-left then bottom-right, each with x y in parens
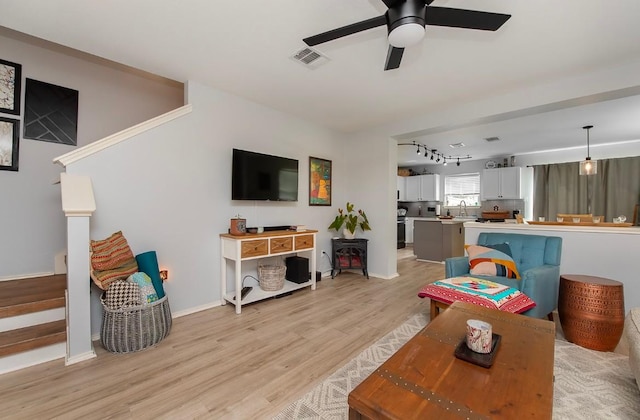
top-left (579, 125), bottom-right (597, 175)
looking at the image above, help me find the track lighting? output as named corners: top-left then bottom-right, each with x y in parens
top-left (397, 142), bottom-right (472, 166)
top-left (443, 158), bottom-right (447, 166)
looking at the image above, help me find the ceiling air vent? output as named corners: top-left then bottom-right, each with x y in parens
top-left (290, 47), bottom-right (329, 69)
top-left (484, 136), bottom-right (501, 142)
top-left (449, 142), bottom-right (465, 148)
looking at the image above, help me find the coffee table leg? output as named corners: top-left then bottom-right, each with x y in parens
top-left (348, 407), bottom-right (364, 419)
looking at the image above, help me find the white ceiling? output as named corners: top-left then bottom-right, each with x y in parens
top-left (2, 0), bottom-right (640, 164)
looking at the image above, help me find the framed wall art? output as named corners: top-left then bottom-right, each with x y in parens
top-left (309, 156), bottom-right (331, 206)
top-left (0, 58), bottom-right (22, 115)
top-left (24, 78), bottom-right (79, 145)
top-left (0, 116), bottom-right (20, 171)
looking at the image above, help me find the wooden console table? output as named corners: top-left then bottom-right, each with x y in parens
top-left (348, 302), bottom-right (555, 419)
top-left (220, 230), bottom-right (317, 314)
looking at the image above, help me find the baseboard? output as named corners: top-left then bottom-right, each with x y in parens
top-left (65, 349), bottom-right (96, 366)
top-left (0, 272), bottom-right (56, 282)
top-left (171, 301), bottom-right (221, 318)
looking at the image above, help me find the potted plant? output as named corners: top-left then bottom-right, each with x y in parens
top-left (329, 202), bottom-right (371, 239)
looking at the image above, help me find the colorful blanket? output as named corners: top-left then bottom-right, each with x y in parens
top-left (418, 276), bottom-right (536, 314)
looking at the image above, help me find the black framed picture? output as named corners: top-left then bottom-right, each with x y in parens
top-left (309, 156), bottom-right (332, 206)
top-left (0, 116), bottom-right (20, 171)
top-left (24, 78), bottom-right (79, 145)
top-left (0, 58), bottom-right (22, 115)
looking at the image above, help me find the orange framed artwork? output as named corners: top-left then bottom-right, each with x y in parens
top-left (309, 156), bottom-right (331, 206)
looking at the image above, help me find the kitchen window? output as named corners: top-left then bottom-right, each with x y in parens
top-left (444, 173), bottom-right (480, 207)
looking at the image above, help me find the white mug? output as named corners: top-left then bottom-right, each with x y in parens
top-left (466, 319), bottom-right (493, 354)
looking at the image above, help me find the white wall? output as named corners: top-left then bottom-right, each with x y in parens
top-left (0, 30), bottom-right (183, 279)
top-left (67, 81), bottom-right (349, 334)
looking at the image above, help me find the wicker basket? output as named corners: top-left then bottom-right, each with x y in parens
top-left (258, 264), bottom-right (286, 291)
top-left (100, 294), bottom-right (172, 353)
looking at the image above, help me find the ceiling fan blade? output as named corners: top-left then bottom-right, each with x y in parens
top-left (426, 7), bottom-right (511, 31)
top-left (384, 46), bottom-right (404, 71)
top-left (304, 15), bottom-right (387, 46)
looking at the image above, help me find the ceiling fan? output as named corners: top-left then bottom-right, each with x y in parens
top-left (303, 0), bottom-right (511, 71)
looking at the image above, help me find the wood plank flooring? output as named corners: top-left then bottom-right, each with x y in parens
top-left (0, 252), bottom-right (444, 419)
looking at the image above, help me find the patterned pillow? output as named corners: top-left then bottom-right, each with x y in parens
top-left (91, 259), bottom-right (139, 290)
top-left (127, 272), bottom-right (159, 304)
top-left (465, 243), bottom-right (520, 279)
top-left (90, 231), bottom-right (135, 270)
top-left (103, 280), bottom-right (141, 309)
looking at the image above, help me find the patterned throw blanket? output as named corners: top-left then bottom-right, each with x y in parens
top-left (418, 276), bottom-right (536, 314)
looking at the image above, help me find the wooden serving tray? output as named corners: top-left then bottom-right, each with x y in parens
top-left (528, 221), bottom-right (633, 227)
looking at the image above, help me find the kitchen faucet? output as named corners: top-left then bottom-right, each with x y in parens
top-left (458, 200), bottom-right (467, 217)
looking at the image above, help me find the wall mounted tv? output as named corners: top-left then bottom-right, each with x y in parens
top-left (232, 149), bottom-right (299, 201)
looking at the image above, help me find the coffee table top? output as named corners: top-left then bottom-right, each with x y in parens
top-left (348, 301), bottom-right (556, 419)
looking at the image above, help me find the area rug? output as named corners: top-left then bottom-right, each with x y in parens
top-left (274, 313), bottom-right (640, 420)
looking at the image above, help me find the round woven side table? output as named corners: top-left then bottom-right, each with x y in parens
top-left (558, 274), bottom-right (625, 351)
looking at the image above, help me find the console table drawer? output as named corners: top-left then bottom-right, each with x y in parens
top-left (270, 237), bottom-right (293, 253)
top-left (241, 240), bottom-right (268, 258)
top-left (295, 234), bottom-right (314, 250)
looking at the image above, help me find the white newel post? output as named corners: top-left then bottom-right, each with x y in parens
top-left (60, 173), bottom-right (97, 365)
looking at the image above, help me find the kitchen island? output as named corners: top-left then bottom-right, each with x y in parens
top-left (413, 218), bottom-right (466, 262)
top-left (463, 221), bottom-right (640, 313)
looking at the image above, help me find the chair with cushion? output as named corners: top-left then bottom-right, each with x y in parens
top-left (445, 232), bottom-right (562, 319)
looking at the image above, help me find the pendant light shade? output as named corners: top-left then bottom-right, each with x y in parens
top-left (579, 125), bottom-right (597, 175)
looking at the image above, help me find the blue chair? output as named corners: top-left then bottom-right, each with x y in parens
top-left (445, 232), bottom-right (562, 319)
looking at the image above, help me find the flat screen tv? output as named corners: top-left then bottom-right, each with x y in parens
top-left (232, 149), bottom-right (299, 201)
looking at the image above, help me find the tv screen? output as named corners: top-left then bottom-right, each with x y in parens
top-left (232, 149), bottom-right (299, 201)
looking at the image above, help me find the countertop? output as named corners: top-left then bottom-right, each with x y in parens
top-left (463, 221), bottom-right (640, 235)
top-left (410, 217), bottom-right (468, 225)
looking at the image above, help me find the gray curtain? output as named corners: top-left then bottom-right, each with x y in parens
top-left (533, 156), bottom-right (640, 222)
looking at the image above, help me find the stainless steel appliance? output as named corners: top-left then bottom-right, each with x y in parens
top-left (397, 217), bottom-right (406, 249)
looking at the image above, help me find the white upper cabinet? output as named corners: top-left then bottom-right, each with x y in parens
top-left (481, 167), bottom-right (530, 199)
top-left (405, 174), bottom-right (440, 201)
top-left (397, 176), bottom-right (406, 201)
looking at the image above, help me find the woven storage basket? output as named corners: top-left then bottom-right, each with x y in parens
top-left (258, 264), bottom-right (286, 291)
top-left (100, 294), bottom-right (172, 353)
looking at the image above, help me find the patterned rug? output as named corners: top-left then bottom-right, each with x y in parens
top-left (274, 313), bottom-right (640, 420)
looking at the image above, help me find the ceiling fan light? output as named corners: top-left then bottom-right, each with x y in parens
top-left (388, 23), bottom-right (425, 48)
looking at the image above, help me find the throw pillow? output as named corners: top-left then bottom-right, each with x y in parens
top-left (90, 231), bottom-right (139, 290)
top-left (465, 243), bottom-right (520, 279)
top-left (90, 231), bottom-right (135, 271)
top-left (103, 280), bottom-right (141, 309)
top-left (127, 272), bottom-right (159, 304)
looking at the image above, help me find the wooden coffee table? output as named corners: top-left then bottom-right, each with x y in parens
top-left (348, 301), bottom-right (556, 419)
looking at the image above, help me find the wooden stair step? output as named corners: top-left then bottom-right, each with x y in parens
top-left (0, 275), bottom-right (66, 318)
top-left (0, 320), bottom-right (66, 357)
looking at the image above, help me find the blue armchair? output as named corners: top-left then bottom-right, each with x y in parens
top-left (445, 232), bottom-right (562, 319)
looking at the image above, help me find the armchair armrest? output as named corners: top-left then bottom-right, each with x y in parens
top-left (519, 264), bottom-right (561, 318)
top-left (445, 256), bottom-right (470, 278)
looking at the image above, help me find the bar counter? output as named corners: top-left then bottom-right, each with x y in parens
top-left (463, 221), bottom-right (640, 314)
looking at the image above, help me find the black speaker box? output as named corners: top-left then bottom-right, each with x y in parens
top-left (285, 256), bottom-right (309, 284)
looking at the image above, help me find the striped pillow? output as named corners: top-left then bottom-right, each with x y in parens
top-left (91, 231), bottom-right (135, 270)
top-left (90, 231), bottom-right (139, 290)
top-left (91, 259), bottom-right (139, 290)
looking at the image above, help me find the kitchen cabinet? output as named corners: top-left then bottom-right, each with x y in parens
top-left (397, 176), bottom-right (406, 201)
top-left (481, 167), bottom-right (532, 200)
top-left (413, 220), bottom-right (465, 262)
top-left (405, 174), bottom-right (440, 201)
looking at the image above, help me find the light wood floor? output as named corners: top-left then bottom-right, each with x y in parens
top-left (0, 252), bottom-right (443, 419)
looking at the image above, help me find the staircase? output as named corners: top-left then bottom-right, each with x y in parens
top-left (0, 275), bottom-right (67, 374)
